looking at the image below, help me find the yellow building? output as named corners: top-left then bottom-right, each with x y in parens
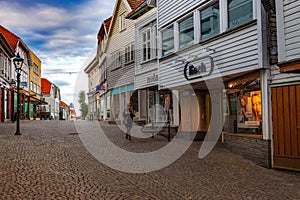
top-left (29, 50), bottom-right (42, 120)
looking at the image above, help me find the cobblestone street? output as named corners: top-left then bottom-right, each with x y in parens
top-left (0, 121), bottom-right (299, 199)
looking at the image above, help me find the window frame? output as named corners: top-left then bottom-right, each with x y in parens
top-left (161, 25), bottom-right (174, 57)
top-left (119, 12), bottom-right (126, 32)
top-left (200, 2), bottom-right (220, 40)
top-left (141, 28), bottom-right (152, 62)
top-left (125, 43), bottom-right (135, 64)
top-left (228, 0), bottom-right (253, 28)
top-left (179, 14), bottom-right (195, 49)
top-left (110, 50), bottom-right (122, 70)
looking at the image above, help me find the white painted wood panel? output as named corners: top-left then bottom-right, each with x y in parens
top-left (157, 0), bottom-right (207, 29)
top-left (277, 0), bottom-right (300, 63)
top-left (159, 25), bottom-right (259, 89)
top-left (270, 65), bottom-right (300, 85)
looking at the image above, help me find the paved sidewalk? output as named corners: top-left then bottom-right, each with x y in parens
top-left (0, 121), bottom-right (299, 199)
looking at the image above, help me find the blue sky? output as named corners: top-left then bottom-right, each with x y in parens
top-left (0, 0), bottom-right (114, 109)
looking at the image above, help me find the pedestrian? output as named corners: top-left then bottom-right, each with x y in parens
top-left (123, 103), bottom-right (135, 140)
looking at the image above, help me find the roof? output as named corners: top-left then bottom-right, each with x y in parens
top-left (104, 17), bottom-right (112, 32)
top-left (0, 33), bottom-right (14, 57)
top-left (60, 101), bottom-right (68, 108)
top-left (97, 16), bottom-right (112, 40)
top-left (127, 0), bottom-right (145, 10)
top-left (126, 0), bottom-right (154, 19)
top-left (41, 78), bottom-right (52, 94)
top-left (105, 0), bottom-right (145, 52)
top-left (0, 25), bottom-right (19, 51)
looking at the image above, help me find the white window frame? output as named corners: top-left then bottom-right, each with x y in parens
top-left (159, 0), bottom-right (255, 55)
top-left (119, 12), bottom-right (126, 31)
top-left (125, 43), bottom-right (135, 64)
top-left (227, 0), bottom-right (253, 28)
top-left (179, 14), bottom-right (195, 49)
top-left (110, 50), bottom-right (122, 70)
top-left (200, 2), bottom-right (220, 40)
top-left (161, 25), bottom-right (174, 57)
top-left (142, 28), bottom-right (152, 62)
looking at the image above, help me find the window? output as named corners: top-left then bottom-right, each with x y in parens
top-left (223, 74), bottom-right (261, 134)
top-left (33, 64), bottom-right (39, 74)
top-left (162, 26), bottom-right (174, 56)
top-left (201, 3), bottom-right (220, 39)
top-left (33, 83), bottom-right (37, 93)
top-left (31, 81), bottom-right (34, 91)
top-left (141, 24), bottom-right (157, 62)
top-left (142, 29), bottom-right (151, 61)
top-left (125, 43), bottom-right (135, 63)
top-left (179, 15), bottom-right (194, 48)
top-left (119, 13), bottom-right (126, 31)
top-left (153, 25), bottom-right (158, 58)
top-left (110, 50), bottom-right (122, 69)
top-left (228, 0), bottom-right (253, 28)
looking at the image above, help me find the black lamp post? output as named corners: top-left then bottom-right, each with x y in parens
top-left (13, 53), bottom-right (24, 135)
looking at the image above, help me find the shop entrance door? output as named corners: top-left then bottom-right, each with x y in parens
top-left (272, 85), bottom-right (300, 171)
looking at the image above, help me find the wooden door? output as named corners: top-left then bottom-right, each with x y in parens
top-left (272, 85), bottom-right (300, 171)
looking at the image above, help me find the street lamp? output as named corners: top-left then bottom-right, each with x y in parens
top-left (13, 53), bottom-right (24, 135)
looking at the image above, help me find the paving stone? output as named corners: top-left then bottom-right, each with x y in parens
top-left (0, 120), bottom-right (299, 199)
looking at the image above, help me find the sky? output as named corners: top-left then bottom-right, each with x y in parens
top-left (0, 0), bottom-right (115, 114)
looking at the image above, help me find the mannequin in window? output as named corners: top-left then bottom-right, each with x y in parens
top-left (251, 93), bottom-right (262, 121)
top-left (238, 95), bottom-right (248, 123)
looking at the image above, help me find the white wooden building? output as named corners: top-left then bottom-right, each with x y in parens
top-left (156, 0), bottom-right (272, 167)
top-left (96, 17), bottom-right (112, 121)
top-left (84, 56), bottom-right (99, 120)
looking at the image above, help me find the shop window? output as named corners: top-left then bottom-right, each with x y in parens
top-left (201, 2), bottom-right (220, 39)
top-left (162, 26), bottom-right (174, 56)
top-left (228, 0), bottom-right (253, 28)
top-left (179, 15), bottom-right (194, 49)
top-left (224, 73), bottom-right (262, 134)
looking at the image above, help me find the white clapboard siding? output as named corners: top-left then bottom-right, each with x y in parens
top-left (270, 0), bottom-right (300, 85)
top-left (135, 67), bottom-right (158, 89)
top-left (134, 11), bottom-right (159, 89)
top-left (280, 0), bottom-right (300, 62)
top-left (157, 0), bottom-right (205, 28)
top-left (270, 65), bottom-right (300, 85)
top-left (159, 24), bottom-right (259, 89)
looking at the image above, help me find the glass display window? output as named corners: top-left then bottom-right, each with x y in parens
top-left (224, 73), bottom-right (262, 134)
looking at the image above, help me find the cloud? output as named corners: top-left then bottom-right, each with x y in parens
top-left (51, 80), bottom-right (71, 87)
top-left (0, 0), bottom-right (115, 107)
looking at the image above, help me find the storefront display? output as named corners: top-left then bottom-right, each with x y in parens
top-left (224, 73), bottom-right (262, 134)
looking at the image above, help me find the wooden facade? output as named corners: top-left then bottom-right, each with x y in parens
top-left (272, 85), bottom-right (300, 171)
top-left (134, 11), bottom-right (157, 90)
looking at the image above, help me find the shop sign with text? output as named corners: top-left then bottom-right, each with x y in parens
top-left (184, 56), bottom-right (214, 81)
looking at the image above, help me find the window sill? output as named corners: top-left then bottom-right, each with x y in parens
top-left (140, 57), bottom-right (157, 65)
top-left (111, 66), bottom-right (122, 72)
top-left (124, 61), bottom-right (135, 66)
top-left (222, 132), bottom-right (262, 139)
top-left (119, 28), bottom-right (126, 33)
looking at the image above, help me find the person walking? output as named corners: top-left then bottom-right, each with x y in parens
top-left (123, 103), bottom-right (135, 140)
